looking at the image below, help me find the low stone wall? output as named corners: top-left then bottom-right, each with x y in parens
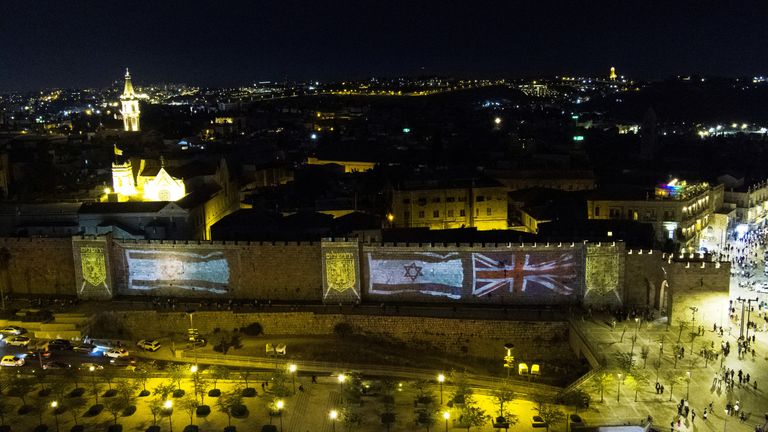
top-left (96, 310), bottom-right (572, 362)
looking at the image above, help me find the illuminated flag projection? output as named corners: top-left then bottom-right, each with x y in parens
top-left (125, 249), bottom-right (230, 294)
top-left (367, 252), bottom-right (464, 299)
top-left (472, 252), bottom-right (577, 297)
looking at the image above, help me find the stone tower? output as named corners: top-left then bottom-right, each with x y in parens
top-left (120, 68), bottom-right (140, 132)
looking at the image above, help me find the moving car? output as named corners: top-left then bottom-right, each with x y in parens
top-left (0, 326), bottom-right (24, 335)
top-left (136, 339), bottom-right (162, 352)
top-left (104, 348), bottom-right (129, 359)
top-left (0, 355), bottom-right (25, 367)
top-left (5, 336), bottom-right (31, 347)
top-left (25, 350), bottom-right (52, 360)
top-left (73, 343), bottom-right (97, 353)
top-left (79, 362), bottom-right (104, 371)
top-left (42, 361), bottom-right (71, 370)
top-left (46, 339), bottom-right (72, 351)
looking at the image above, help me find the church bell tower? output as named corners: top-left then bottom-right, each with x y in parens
top-left (120, 68), bottom-right (140, 132)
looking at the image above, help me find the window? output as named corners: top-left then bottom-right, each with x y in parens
top-left (417, 198), bottom-right (427, 206)
top-left (458, 196), bottom-right (467, 202)
top-left (476, 196), bottom-right (485, 202)
top-left (431, 197), bottom-right (441, 203)
top-left (433, 210), bottom-right (440, 218)
top-left (446, 197), bottom-right (455, 203)
top-left (487, 208), bottom-right (492, 216)
top-left (476, 208), bottom-right (480, 216)
top-left (609, 208), bottom-right (621, 218)
top-left (447, 209), bottom-right (454, 217)
top-left (663, 209), bottom-right (675, 219)
top-left (460, 209), bottom-right (466, 217)
top-left (595, 206), bottom-right (600, 217)
top-left (404, 211), bottom-right (410, 220)
top-left (418, 211), bottom-right (425, 218)
top-left (402, 198), bottom-right (410, 204)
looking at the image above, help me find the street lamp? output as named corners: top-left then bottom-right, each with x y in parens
top-left (329, 410), bottom-right (338, 432)
top-left (190, 364), bottom-right (199, 398)
top-left (89, 365), bottom-right (98, 404)
top-left (503, 343), bottom-right (515, 379)
top-left (443, 411), bottom-right (450, 432)
top-left (338, 374), bottom-right (346, 397)
top-left (686, 371), bottom-right (691, 399)
top-left (724, 408), bottom-right (728, 432)
top-left (51, 401), bottom-right (60, 432)
top-left (164, 400), bottom-right (173, 432)
top-left (617, 373), bottom-right (623, 402)
top-left (276, 400), bottom-right (284, 432)
top-left (289, 364), bottom-right (297, 394)
top-left (437, 374), bottom-right (445, 404)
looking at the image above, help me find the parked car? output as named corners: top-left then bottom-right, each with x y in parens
top-left (104, 348), bottom-right (129, 359)
top-left (25, 350), bottom-right (52, 360)
top-left (110, 357), bottom-right (138, 371)
top-left (46, 339), bottom-right (72, 351)
top-left (0, 355), bottom-right (25, 367)
top-left (73, 343), bottom-right (97, 353)
top-left (5, 336), bottom-right (31, 347)
top-left (136, 339), bottom-right (162, 352)
top-left (0, 326), bottom-right (24, 335)
top-left (532, 416), bottom-right (547, 428)
top-left (79, 362), bottom-right (104, 371)
top-left (187, 338), bottom-right (206, 348)
top-left (42, 361), bottom-right (72, 370)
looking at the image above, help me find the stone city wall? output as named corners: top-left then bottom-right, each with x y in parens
top-left (0, 237), bottom-right (75, 296)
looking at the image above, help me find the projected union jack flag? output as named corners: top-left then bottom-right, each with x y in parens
top-left (472, 252), bottom-right (577, 297)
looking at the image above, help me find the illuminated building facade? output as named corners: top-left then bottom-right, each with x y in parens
top-left (587, 179), bottom-right (723, 249)
top-left (306, 157), bottom-right (376, 173)
top-left (722, 179), bottom-right (768, 227)
top-left (111, 147), bottom-right (186, 202)
top-left (120, 69), bottom-right (140, 131)
top-left (391, 179), bottom-right (508, 230)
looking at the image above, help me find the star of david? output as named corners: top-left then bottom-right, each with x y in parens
top-left (403, 262), bottom-right (423, 282)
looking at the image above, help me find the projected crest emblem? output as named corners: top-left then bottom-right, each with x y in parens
top-left (81, 247), bottom-right (107, 287)
top-left (325, 251), bottom-right (356, 292)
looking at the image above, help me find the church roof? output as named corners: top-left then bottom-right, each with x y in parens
top-left (122, 68), bottom-right (135, 98)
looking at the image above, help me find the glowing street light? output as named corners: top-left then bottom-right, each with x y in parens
top-left (276, 400), bottom-right (285, 432)
top-left (494, 117), bottom-right (502, 125)
top-left (338, 373), bottom-right (346, 395)
top-left (164, 400), bottom-right (174, 432)
top-left (437, 374), bottom-right (445, 404)
top-left (51, 401), bottom-right (60, 432)
top-left (443, 411), bottom-right (450, 432)
top-left (288, 364), bottom-right (297, 394)
top-left (329, 410), bottom-right (338, 432)
top-left (190, 365), bottom-right (198, 373)
top-left (617, 373), bottom-right (623, 402)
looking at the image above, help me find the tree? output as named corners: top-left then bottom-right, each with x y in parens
top-left (492, 382), bottom-right (516, 417)
top-left (102, 367), bottom-right (121, 392)
top-left (153, 382), bottom-right (176, 401)
top-left (664, 371), bottom-right (685, 402)
top-left (9, 375), bottom-right (36, 406)
top-left (640, 346), bottom-right (650, 368)
top-left (194, 375), bottom-right (211, 405)
top-left (627, 370), bottom-right (650, 402)
top-left (28, 396), bottom-right (49, 427)
top-left (537, 404), bottom-right (566, 432)
top-left (209, 366), bottom-right (230, 390)
top-left (167, 364), bottom-right (187, 391)
top-left (134, 367), bottom-right (151, 393)
top-left (590, 371), bottom-right (614, 403)
top-left (0, 399), bottom-right (11, 427)
top-left (460, 396), bottom-right (490, 431)
top-left (104, 395), bottom-right (129, 424)
top-left (415, 407), bottom-right (437, 431)
top-left (217, 388), bottom-right (243, 427)
top-left (676, 320), bottom-right (688, 343)
top-left (148, 398), bottom-right (164, 426)
top-left (270, 368), bottom-right (292, 398)
top-left (64, 397), bottom-right (87, 426)
top-left (178, 395), bottom-right (199, 426)
top-left (614, 352), bottom-right (635, 372)
top-left (450, 374), bottom-right (473, 406)
top-left (239, 370), bottom-right (254, 389)
top-left (116, 380), bottom-right (138, 402)
top-left (343, 406), bottom-right (364, 431)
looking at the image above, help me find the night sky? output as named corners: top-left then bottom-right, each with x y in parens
top-left (1, 0), bottom-right (766, 91)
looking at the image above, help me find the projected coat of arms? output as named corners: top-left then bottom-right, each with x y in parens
top-left (585, 253), bottom-right (620, 299)
top-left (80, 247), bottom-right (109, 293)
top-left (325, 251), bottom-right (356, 292)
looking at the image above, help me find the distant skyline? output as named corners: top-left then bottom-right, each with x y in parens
top-left (1, 0), bottom-right (766, 92)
